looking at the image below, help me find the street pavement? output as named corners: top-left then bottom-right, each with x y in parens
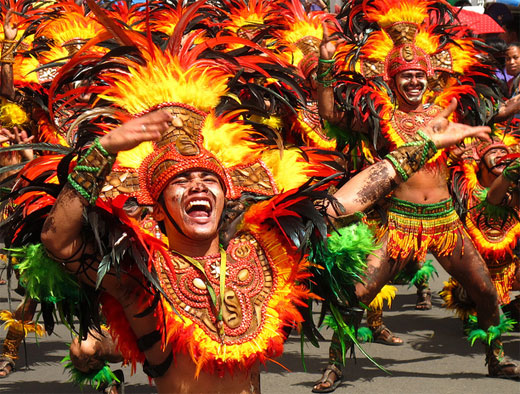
top-left (0, 259), bottom-right (518, 393)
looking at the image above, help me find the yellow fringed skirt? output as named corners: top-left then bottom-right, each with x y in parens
top-left (378, 197), bottom-right (464, 263)
top-left (487, 256), bottom-right (518, 305)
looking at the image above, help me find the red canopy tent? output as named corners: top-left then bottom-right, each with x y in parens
top-left (456, 9), bottom-right (505, 35)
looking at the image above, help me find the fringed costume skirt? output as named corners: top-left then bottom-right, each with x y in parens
top-left (378, 197), bottom-right (465, 262)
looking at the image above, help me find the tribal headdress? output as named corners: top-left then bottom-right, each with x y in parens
top-left (103, 44), bottom-right (279, 204)
top-left (334, 0), bottom-right (503, 157)
top-left (6, 1), bottom-right (107, 147)
top-left (13, 1), bottom-right (105, 87)
top-left (261, 0), bottom-right (340, 150)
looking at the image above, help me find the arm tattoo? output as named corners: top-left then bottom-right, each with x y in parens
top-left (353, 164), bottom-right (397, 205)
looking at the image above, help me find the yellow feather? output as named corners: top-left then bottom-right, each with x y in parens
top-left (116, 141), bottom-right (155, 169)
top-left (366, 0), bottom-right (428, 27)
top-left (415, 31), bottom-right (438, 54)
top-left (202, 114), bottom-right (260, 167)
top-left (100, 49), bottom-right (231, 115)
top-left (0, 101), bottom-right (29, 127)
top-left (362, 31), bottom-right (393, 62)
top-left (260, 148), bottom-right (314, 191)
top-left (39, 13), bottom-right (102, 46)
top-left (15, 55), bottom-right (40, 85)
top-left (368, 285), bottom-right (397, 310)
top-left (0, 310), bottom-right (45, 336)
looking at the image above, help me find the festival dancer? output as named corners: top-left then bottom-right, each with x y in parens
top-left (313, 0), bottom-right (520, 391)
top-left (0, 0), bottom-right (133, 381)
top-left (442, 134), bottom-right (520, 329)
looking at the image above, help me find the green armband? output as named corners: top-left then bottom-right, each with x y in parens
top-left (316, 57), bottom-right (336, 87)
top-left (67, 138), bottom-right (116, 205)
top-left (385, 130), bottom-right (437, 182)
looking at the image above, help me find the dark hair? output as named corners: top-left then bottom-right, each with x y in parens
top-left (487, 37), bottom-right (508, 53)
top-left (486, 38), bottom-right (508, 70)
top-left (507, 42), bottom-right (520, 50)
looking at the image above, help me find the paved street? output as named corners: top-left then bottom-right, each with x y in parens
top-left (0, 259), bottom-right (518, 393)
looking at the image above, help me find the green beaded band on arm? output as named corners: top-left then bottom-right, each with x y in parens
top-left (93, 136), bottom-right (111, 157)
top-left (316, 78), bottom-right (337, 88)
top-left (416, 130), bottom-right (437, 167)
top-left (399, 130), bottom-right (437, 168)
top-left (384, 130), bottom-right (438, 182)
top-left (385, 153), bottom-right (410, 181)
top-left (67, 137), bottom-right (116, 205)
top-left (316, 58), bottom-right (336, 87)
top-left (317, 66), bottom-right (333, 80)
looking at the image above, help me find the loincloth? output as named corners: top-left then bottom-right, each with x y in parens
top-left (487, 256), bottom-right (518, 305)
top-left (377, 197), bottom-right (465, 263)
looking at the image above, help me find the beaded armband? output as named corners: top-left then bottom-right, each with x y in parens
top-left (0, 40), bottom-right (17, 64)
top-left (502, 158), bottom-right (520, 184)
top-left (384, 130), bottom-right (437, 182)
top-left (68, 138), bottom-right (115, 205)
top-left (316, 58), bottom-right (336, 88)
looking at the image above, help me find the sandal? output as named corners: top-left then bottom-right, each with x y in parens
top-left (312, 364), bottom-right (343, 393)
top-left (487, 344), bottom-right (520, 380)
top-left (416, 288), bottom-right (432, 310)
top-left (372, 325), bottom-right (404, 346)
top-left (0, 356), bottom-right (15, 378)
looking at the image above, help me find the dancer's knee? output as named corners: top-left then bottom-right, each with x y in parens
top-left (69, 336), bottom-right (105, 373)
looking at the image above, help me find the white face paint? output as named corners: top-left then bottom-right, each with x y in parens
top-left (394, 70), bottom-right (428, 106)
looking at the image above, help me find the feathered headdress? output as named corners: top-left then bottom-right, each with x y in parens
top-left (216, 0), bottom-right (278, 40)
top-left (102, 43), bottom-right (280, 204)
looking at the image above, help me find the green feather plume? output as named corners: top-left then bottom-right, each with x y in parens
top-left (394, 260), bottom-right (437, 286)
top-left (9, 243), bottom-right (80, 303)
top-left (408, 260), bottom-right (438, 288)
top-left (328, 222), bottom-right (376, 273)
top-left (309, 221), bottom-right (376, 306)
top-left (466, 315), bottom-right (517, 346)
top-left (62, 355), bottom-right (119, 390)
top-left (357, 327), bottom-right (373, 343)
